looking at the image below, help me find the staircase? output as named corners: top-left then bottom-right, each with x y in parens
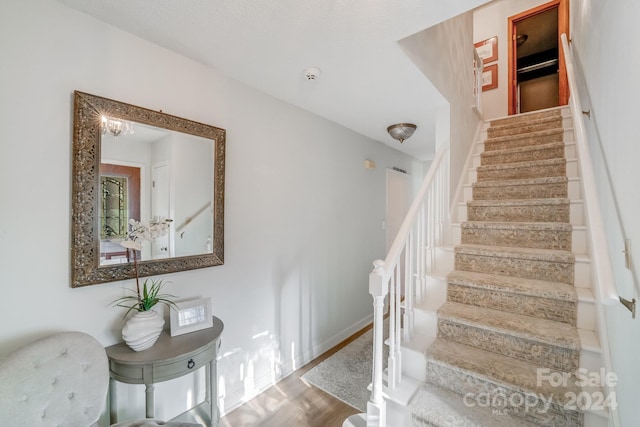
top-left (402, 108), bottom-right (608, 427)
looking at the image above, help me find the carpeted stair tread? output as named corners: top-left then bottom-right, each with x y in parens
top-left (460, 221), bottom-right (572, 250)
top-left (487, 115), bottom-right (563, 139)
top-left (447, 270), bottom-right (577, 303)
top-left (410, 382), bottom-right (540, 427)
top-left (472, 176), bottom-right (568, 201)
top-left (466, 198), bottom-right (570, 223)
top-left (468, 198), bottom-right (570, 208)
top-left (473, 176), bottom-right (568, 189)
top-left (476, 158), bottom-right (566, 181)
top-left (480, 141), bottom-right (565, 166)
top-left (485, 127), bottom-right (563, 146)
top-left (477, 157), bottom-right (565, 173)
top-left (489, 108), bottom-right (561, 128)
top-left (447, 270), bottom-right (578, 325)
top-left (426, 338), bottom-right (581, 405)
top-left (437, 301), bottom-right (579, 351)
top-left (461, 220), bottom-right (572, 233)
top-left (455, 243), bottom-right (574, 263)
top-left (455, 244), bottom-right (574, 284)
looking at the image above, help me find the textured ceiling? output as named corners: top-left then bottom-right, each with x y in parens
top-left (57, 0), bottom-right (490, 160)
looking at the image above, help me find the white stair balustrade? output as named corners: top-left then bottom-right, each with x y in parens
top-left (344, 145), bottom-right (449, 427)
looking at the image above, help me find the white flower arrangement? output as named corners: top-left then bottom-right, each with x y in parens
top-left (112, 217), bottom-right (176, 318)
top-left (120, 217), bottom-right (173, 251)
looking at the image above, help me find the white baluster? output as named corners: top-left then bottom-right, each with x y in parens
top-left (394, 263), bottom-right (402, 384)
top-left (403, 234), bottom-right (413, 342)
top-left (388, 266), bottom-right (397, 389)
top-left (367, 260), bottom-right (388, 427)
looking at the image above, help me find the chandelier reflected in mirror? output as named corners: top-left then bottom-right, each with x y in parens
top-left (101, 115), bottom-right (134, 138)
top-left (387, 123), bottom-right (417, 143)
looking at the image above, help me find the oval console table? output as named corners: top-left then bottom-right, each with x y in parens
top-left (105, 316), bottom-right (224, 426)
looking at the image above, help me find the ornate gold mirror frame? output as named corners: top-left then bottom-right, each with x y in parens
top-left (71, 91), bottom-right (225, 287)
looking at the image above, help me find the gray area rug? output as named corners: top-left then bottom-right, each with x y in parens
top-left (302, 322), bottom-right (388, 412)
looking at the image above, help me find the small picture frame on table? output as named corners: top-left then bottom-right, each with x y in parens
top-left (170, 297), bottom-right (213, 337)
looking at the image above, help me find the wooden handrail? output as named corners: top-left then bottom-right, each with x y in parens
top-left (175, 201), bottom-right (212, 237)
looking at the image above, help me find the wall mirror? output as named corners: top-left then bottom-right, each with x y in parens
top-left (71, 91), bottom-right (225, 287)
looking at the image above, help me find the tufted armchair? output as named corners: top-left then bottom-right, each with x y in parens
top-left (0, 331), bottom-right (201, 427)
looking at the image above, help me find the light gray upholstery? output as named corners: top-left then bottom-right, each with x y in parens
top-left (112, 422), bottom-right (205, 427)
top-left (0, 331), bottom-right (109, 427)
top-left (0, 331), bottom-right (202, 427)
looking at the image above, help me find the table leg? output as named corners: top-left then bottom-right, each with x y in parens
top-left (145, 383), bottom-right (155, 419)
top-left (208, 360), bottom-right (219, 427)
top-left (109, 378), bottom-right (118, 423)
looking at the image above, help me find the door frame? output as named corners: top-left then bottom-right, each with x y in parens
top-left (507, 0), bottom-right (569, 115)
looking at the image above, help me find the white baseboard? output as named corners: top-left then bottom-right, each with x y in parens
top-left (219, 313), bottom-right (374, 418)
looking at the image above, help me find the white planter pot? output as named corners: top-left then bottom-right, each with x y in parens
top-left (122, 310), bottom-right (164, 352)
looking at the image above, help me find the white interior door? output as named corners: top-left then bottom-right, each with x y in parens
top-left (386, 169), bottom-right (411, 251)
top-left (151, 161), bottom-right (171, 258)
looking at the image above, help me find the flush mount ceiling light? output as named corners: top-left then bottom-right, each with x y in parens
top-left (387, 123), bottom-right (417, 143)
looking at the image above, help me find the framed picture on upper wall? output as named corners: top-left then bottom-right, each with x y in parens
top-left (482, 64), bottom-right (498, 91)
top-left (475, 36), bottom-right (498, 64)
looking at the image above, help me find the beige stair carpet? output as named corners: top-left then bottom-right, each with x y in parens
top-left (410, 108), bottom-right (584, 427)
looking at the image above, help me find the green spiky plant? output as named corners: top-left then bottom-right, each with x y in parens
top-left (111, 218), bottom-right (178, 319)
top-left (112, 278), bottom-right (178, 319)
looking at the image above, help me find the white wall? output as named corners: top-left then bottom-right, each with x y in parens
top-left (473, 0), bottom-right (551, 119)
top-left (0, 0), bottom-right (420, 420)
top-left (171, 133), bottom-right (214, 257)
top-left (399, 11), bottom-right (480, 205)
top-left (570, 0), bottom-right (640, 425)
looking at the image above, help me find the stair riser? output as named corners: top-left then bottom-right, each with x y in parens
top-left (473, 181), bottom-right (568, 200)
top-left (413, 309), bottom-right (439, 338)
top-left (461, 226), bottom-right (572, 251)
top-left (467, 203), bottom-right (570, 223)
top-left (455, 253), bottom-right (574, 284)
top-left (477, 161), bottom-right (566, 181)
top-left (481, 144), bottom-right (565, 166)
top-left (579, 347), bottom-right (604, 378)
top-left (425, 362), bottom-right (583, 426)
top-left (577, 298), bottom-right (596, 331)
top-left (487, 118), bottom-right (563, 138)
top-left (485, 132), bottom-right (563, 152)
top-left (401, 346), bottom-right (427, 383)
top-left (447, 284), bottom-right (577, 326)
top-left (437, 319), bottom-right (579, 372)
top-left (574, 257), bottom-right (592, 288)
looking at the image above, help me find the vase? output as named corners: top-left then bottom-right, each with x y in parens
top-left (122, 310), bottom-right (164, 352)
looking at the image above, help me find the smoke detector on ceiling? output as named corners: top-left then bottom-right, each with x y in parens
top-left (304, 67), bottom-right (321, 80)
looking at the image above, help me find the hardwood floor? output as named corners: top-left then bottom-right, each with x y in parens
top-left (219, 324), bottom-right (372, 427)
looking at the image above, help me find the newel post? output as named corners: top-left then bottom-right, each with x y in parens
top-left (367, 260), bottom-right (388, 427)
